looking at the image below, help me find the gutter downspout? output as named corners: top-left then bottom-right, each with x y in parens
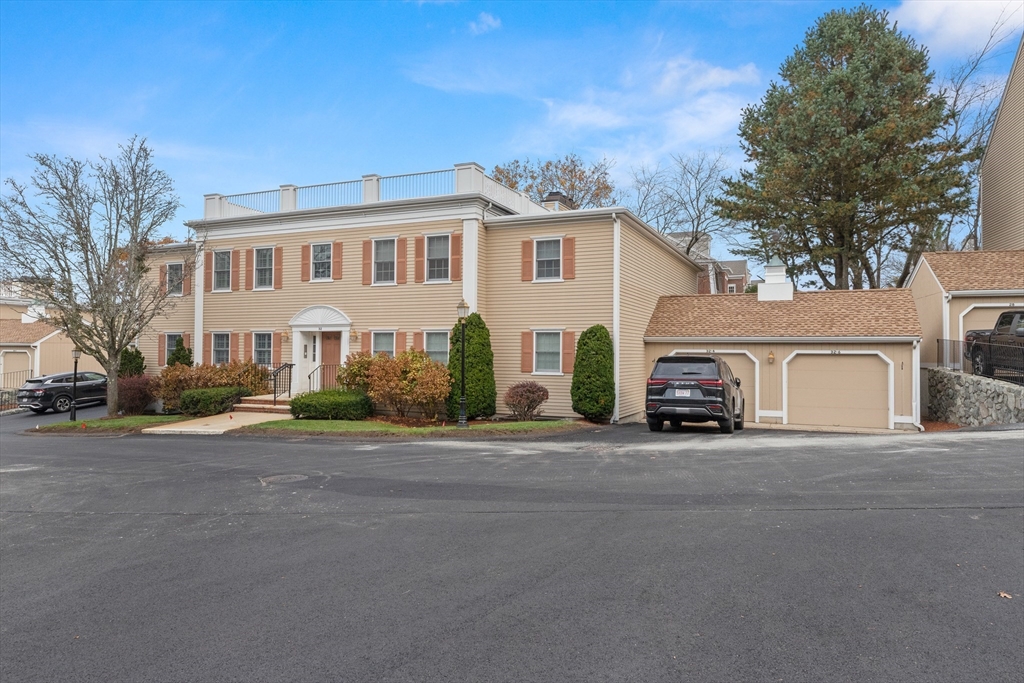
top-left (912, 339), bottom-right (924, 432)
top-left (612, 212), bottom-right (621, 423)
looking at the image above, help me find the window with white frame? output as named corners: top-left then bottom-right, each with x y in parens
top-left (165, 333), bottom-right (182, 360)
top-left (372, 331), bottom-right (395, 357)
top-left (312, 243), bottom-right (332, 280)
top-left (425, 331), bottom-right (449, 364)
top-left (535, 239), bottom-right (561, 280)
top-left (727, 284), bottom-right (736, 293)
top-left (254, 332), bottom-right (272, 366)
top-left (166, 263), bottom-right (183, 295)
top-left (534, 331), bottom-right (562, 373)
top-left (374, 239), bottom-right (396, 284)
top-left (213, 251), bottom-right (231, 291)
top-left (212, 333), bottom-right (230, 365)
top-left (255, 248), bottom-right (274, 288)
top-left (426, 235), bottom-right (449, 281)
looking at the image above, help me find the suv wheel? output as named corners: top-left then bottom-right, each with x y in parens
top-left (719, 415), bottom-right (735, 434)
top-left (972, 349), bottom-right (988, 377)
top-left (735, 400), bottom-right (745, 431)
top-left (52, 395), bottom-right (72, 413)
top-left (647, 418), bottom-right (664, 432)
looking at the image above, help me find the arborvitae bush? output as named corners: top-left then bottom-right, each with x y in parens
top-left (446, 313), bottom-right (496, 419)
top-left (119, 346), bottom-right (146, 377)
top-left (166, 337), bottom-right (193, 367)
top-left (503, 381), bottom-right (549, 421)
top-left (570, 324), bottom-right (615, 422)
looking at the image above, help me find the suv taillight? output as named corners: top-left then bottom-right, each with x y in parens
top-left (647, 379), bottom-right (668, 386)
top-left (697, 379), bottom-right (723, 387)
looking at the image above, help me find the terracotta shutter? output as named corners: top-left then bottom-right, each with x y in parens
top-left (562, 331), bottom-right (575, 373)
top-left (521, 240), bottom-right (533, 281)
top-left (158, 334), bottom-right (166, 366)
top-left (159, 264), bottom-right (167, 296)
top-left (333, 241), bottom-right (343, 280)
top-left (229, 333), bottom-right (239, 362)
top-left (362, 240), bottom-right (372, 285)
top-left (521, 331), bottom-right (533, 373)
top-left (183, 271), bottom-right (191, 296)
top-left (231, 250), bottom-right (240, 291)
top-left (203, 333), bottom-right (211, 365)
top-left (301, 244), bottom-right (311, 282)
top-left (451, 233), bottom-right (462, 282)
top-left (204, 252), bottom-right (213, 292)
top-left (395, 331), bottom-right (407, 353)
top-left (563, 237), bottom-right (575, 280)
top-left (183, 333), bottom-right (190, 349)
top-left (243, 333), bottom-right (252, 362)
top-left (413, 331), bottom-right (424, 352)
top-left (245, 249), bottom-right (254, 291)
top-left (361, 332), bottom-right (371, 353)
top-left (396, 238), bottom-right (408, 284)
top-left (414, 236), bottom-right (425, 283)
top-left (272, 332), bottom-right (282, 366)
top-left (274, 247), bottom-right (283, 289)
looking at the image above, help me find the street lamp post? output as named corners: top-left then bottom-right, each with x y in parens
top-left (456, 299), bottom-right (470, 429)
top-left (70, 347), bottom-right (81, 422)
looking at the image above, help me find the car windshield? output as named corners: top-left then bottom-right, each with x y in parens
top-left (652, 360), bottom-right (717, 379)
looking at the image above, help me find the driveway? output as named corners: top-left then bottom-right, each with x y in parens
top-left (2, 414), bottom-right (1022, 682)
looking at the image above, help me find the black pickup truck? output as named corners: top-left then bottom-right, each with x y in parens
top-left (965, 310), bottom-right (1024, 381)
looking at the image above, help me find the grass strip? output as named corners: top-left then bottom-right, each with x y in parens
top-left (242, 418), bottom-right (582, 437)
top-left (36, 415), bottom-right (190, 433)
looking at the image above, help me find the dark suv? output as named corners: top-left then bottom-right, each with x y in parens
top-left (645, 355), bottom-right (744, 433)
top-left (16, 372), bottom-right (108, 413)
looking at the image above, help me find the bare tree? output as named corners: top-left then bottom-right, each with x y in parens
top-left (627, 149), bottom-right (735, 256)
top-left (0, 137), bottom-right (192, 416)
top-left (492, 153), bottom-right (619, 208)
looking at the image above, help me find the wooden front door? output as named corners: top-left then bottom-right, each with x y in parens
top-left (321, 332), bottom-right (342, 388)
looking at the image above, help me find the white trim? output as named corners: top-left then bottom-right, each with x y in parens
top-left (532, 329), bottom-right (564, 375)
top-left (194, 247), bottom-right (204, 365)
top-left (759, 410), bottom-right (783, 419)
top-left (612, 214), bottom-right (621, 423)
top-left (667, 348), bottom-right (760, 423)
top-left (782, 350), bottom-right (894, 430)
top-left (425, 229), bottom-right (452, 287)
top-left (371, 236), bottom-right (398, 286)
top-left (532, 236), bottom-right (563, 283)
top-left (309, 241), bottom-right (334, 282)
top-left (942, 291), bottom-right (951, 364)
top-left (163, 332), bottom-right (184, 368)
top-left (165, 261), bottom-right (185, 297)
top-left (958, 302), bottom-right (1022, 346)
top-left (0, 349), bottom-right (33, 377)
top-left (252, 246), bottom-right (275, 290)
top-left (371, 329), bottom-right (397, 357)
top-left (251, 330), bottom-right (274, 367)
top-left (949, 289), bottom-right (1024, 297)
top-left (644, 336), bottom-right (921, 343)
top-left (211, 249), bottom-right (233, 292)
top-left (423, 329), bottom-right (451, 364)
top-left (210, 331), bottom-right (232, 365)
top-left (912, 340), bottom-right (923, 431)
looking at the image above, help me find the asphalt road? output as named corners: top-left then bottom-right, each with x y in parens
top-left (1, 409), bottom-right (1022, 683)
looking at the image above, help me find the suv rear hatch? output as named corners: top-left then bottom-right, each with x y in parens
top-left (647, 357), bottom-right (726, 418)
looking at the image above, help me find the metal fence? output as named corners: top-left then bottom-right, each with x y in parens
top-left (296, 180), bottom-right (363, 210)
top-left (222, 189), bottom-right (281, 217)
top-left (937, 339), bottom-right (1024, 385)
top-left (1, 370), bottom-right (32, 411)
top-left (307, 364), bottom-right (342, 392)
top-left (380, 169), bottom-right (455, 201)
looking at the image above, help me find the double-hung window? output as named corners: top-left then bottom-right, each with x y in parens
top-left (165, 333), bottom-right (182, 359)
top-left (166, 263), bottom-right (183, 296)
top-left (426, 235), bottom-right (450, 282)
top-left (254, 333), bottom-right (272, 366)
top-left (255, 248), bottom-right (274, 289)
top-left (374, 239), bottom-right (396, 284)
top-left (425, 331), bottom-right (449, 364)
top-left (534, 331), bottom-right (562, 373)
top-left (372, 331), bottom-right (395, 357)
top-left (535, 239), bottom-right (561, 280)
top-left (213, 251), bottom-right (231, 291)
top-left (212, 333), bottom-right (230, 365)
top-left (312, 243), bottom-right (332, 280)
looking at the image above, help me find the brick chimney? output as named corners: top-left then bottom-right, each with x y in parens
top-left (542, 191), bottom-right (575, 212)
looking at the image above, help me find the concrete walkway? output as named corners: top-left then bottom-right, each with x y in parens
top-left (141, 410), bottom-right (291, 435)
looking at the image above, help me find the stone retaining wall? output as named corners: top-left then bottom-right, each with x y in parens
top-left (927, 368), bottom-right (1024, 426)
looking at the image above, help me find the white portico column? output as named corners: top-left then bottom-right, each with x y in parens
top-left (462, 218), bottom-right (479, 313)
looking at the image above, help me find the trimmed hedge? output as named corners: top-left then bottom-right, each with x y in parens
top-left (446, 312), bottom-right (496, 419)
top-left (570, 324), bottom-right (615, 422)
top-left (180, 386), bottom-right (252, 417)
top-left (289, 389), bottom-right (374, 420)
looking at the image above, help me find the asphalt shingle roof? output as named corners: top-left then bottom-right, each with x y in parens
top-left (922, 250), bottom-right (1024, 292)
top-left (0, 319), bottom-right (55, 344)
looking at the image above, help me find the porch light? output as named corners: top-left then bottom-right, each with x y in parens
top-left (768, 351), bottom-right (775, 364)
top-left (456, 299), bottom-right (470, 321)
top-left (71, 347), bottom-right (81, 360)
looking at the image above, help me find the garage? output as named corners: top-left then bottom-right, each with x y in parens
top-left (665, 348), bottom-right (757, 423)
top-left (786, 353), bottom-right (890, 429)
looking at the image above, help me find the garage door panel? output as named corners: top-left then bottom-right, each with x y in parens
top-left (788, 355), bottom-right (888, 429)
top-left (962, 308), bottom-right (1004, 337)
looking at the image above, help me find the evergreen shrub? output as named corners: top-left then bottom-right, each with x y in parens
top-left (180, 386), bottom-right (252, 417)
top-left (570, 324), bottom-right (615, 422)
top-left (446, 313), bottom-right (496, 419)
top-left (289, 389), bottom-right (374, 420)
top-left (166, 337), bottom-right (193, 367)
top-left (119, 346), bottom-right (146, 377)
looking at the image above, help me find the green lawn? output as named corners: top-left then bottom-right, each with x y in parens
top-left (244, 418), bottom-right (582, 437)
top-left (37, 415), bottom-right (189, 433)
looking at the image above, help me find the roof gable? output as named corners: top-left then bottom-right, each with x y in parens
top-left (921, 251), bottom-right (1024, 292)
top-left (0, 319), bottom-right (56, 344)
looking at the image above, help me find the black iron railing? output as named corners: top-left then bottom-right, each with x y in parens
top-left (937, 339), bottom-right (1024, 385)
top-left (270, 363), bottom-right (294, 406)
top-left (307, 364), bottom-right (342, 392)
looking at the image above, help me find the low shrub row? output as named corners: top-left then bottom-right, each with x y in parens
top-left (180, 386), bottom-right (252, 417)
top-left (159, 360), bottom-right (269, 412)
top-left (339, 350), bottom-right (451, 419)
top-left (290, 389), bottom-right (374, 420)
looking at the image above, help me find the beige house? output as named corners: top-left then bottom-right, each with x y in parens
top-left (141, 163), bottom-right (701, 421)
top-left (979, 36), bottom-right (1023, 251)
top-left (644, 261), bottom-right (923, 431)
top-left (907, 250), bottom-right (1024, 367)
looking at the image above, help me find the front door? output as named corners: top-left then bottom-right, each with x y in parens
top-left (321, 332), bottom-right (342, 389)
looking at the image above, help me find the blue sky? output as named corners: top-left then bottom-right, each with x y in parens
top-left (1, 0), bottom-right (1021, 254)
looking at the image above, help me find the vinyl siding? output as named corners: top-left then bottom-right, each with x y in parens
top-left (947, 294), bottom-right (1024, 341)
top-left (38, 335), bottom-right (105, 375)
top-left (980, 43), bottom-right (1024, 250)
top-left (617, 223), bottom-right (700, 421)
top-left (484, 218), bottom-right (614, 418)
top-left (909, 260), bottom-right (945, 365)
top-left (139, 250), bottom-right (196, 374)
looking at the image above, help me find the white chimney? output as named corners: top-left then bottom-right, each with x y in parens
top-left (22, 304), bottom-right (47, 323)
top-left (758, 256), bottom-right (794, 301)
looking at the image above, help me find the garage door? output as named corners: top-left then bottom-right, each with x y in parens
top-left (961, 307), bottom-right (1004, 339)
top-left (787, 354), bottom-right (889, 429)
top-left (670, 351), bottom-right (756, 422)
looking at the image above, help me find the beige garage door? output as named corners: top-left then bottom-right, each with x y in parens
top-left (961, 307), bottom-right (1004, 338)
top-left (787, 354), bottom-right (889, 429)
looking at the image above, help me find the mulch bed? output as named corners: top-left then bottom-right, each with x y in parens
top-left (921, 420), bottom-right (961, 432)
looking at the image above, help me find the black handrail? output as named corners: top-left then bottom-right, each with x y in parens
top-left (271, 363), bottom-right (294, 406)
top-left (307, 364), bottom-right (342, 392)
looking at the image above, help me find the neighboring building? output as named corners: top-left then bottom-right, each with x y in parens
top-left (644, 259), bottom-right (923, 431)
top-left (906, 250), bottom-right (1024, 367)
top-left (143, 163), bottom-right (702, 421)
top-left (664, 233), bottom-right (749, 294)
top-left (979, 36), bottom-right (1024, 251)
top-left (719, 260), bottom-right (750, 294)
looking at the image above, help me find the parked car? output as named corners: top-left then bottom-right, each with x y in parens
top-left (16, 372), bottom-right (108, 413)
top-left (964, 310), bottom-right (1024, 381)
top-left (645, 355), bottom-right (744, 433)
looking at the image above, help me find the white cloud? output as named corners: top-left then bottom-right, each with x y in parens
top-left (892, 0), bottom-right (1023, 55)
top-left (469, 12), bottom-right (501, 36)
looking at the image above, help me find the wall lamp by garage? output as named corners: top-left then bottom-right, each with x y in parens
top-left (768, 351), bottom-right (775, 364)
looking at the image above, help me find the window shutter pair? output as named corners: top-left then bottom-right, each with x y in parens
top-left (415, 235), bottom-right (461, 282)
top-left (412, 331), bottom-right (424, 351)
top-left (158, 334), bottom-right (166, 366)
top-left (203, 333), bottom-right (212, 365)
top-left (159, 265), bottom-right (167, 296)
top-left (395, 331), bottom-right (407, 352)
top-left (519, 330), bottom-right (575, 373)
top-left (204, 252), bottom-right (214, 292)
top-left (520, 238), bottom-right (575, 281)
top-left (362, 239), bottom-right (408, 284)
